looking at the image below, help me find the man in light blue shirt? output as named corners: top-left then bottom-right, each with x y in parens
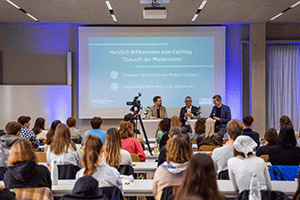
top-left (81, 117), bottom-right (106, 146)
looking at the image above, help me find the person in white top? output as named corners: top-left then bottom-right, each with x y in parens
top-left (228, 135), bottom-right (272, 193)
top-left (103, 128), bottom-right (132, 167)
top-left (76, 134), bottom-right (122, 191)
top-left (66, 117), bottom-right (83, 142)
top-left (46, 124), bottom-right (82, 167)
top-left (32, 117), bottom-right (48, 141)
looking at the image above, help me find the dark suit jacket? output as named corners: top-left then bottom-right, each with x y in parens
top-left (179, 105), bottom-right (198, 127)
top-left (209, 104), bottom-right (231, 127)
top-left (243, 128), bottom-right (260, 148)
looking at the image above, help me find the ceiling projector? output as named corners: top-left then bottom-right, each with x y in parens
top-left (143, 6), bottom-right (167, 19)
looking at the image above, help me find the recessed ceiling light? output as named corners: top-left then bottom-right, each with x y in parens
top-left (291, 1), bottom-right (300, 8)
top-left (105, 1), bottom-right (113, 10)
top-left (198, 0), bottom-right (207, 10)
top-left (6, 0), bottom-right (20, 9)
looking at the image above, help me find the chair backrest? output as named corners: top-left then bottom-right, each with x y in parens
top-left (98, 186), bottom-right (124, 200)
top-left (268, 165), bottom-right (300, 181)
top-left (130, 154), bottom-right (140, 162)
top-left (160, 186), bottom-right (180, 200)
top-left (57, 164), bottom-right (81, 179)
top-left (35, 152), bottom-right (47, 163)
top-left (199, 145), bottom-right (221, 151)
top-left (260, 155), bottom-right (269, 162)
top-left (235, 190), bottom-right (289, 200)
top-left (11, 187), bottom-right (54, 200)
top-left (116, 165), bottom-right (134, 176)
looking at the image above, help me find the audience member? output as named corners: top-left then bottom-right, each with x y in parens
top-left (32, 117), bottom-right (48, 141)
top-left (158, 118), bottom-right (172, 149)
top-left (124, 113), bottom-right (144, 149)
top-left (228, 135), bottom-right (271, 193)
top-left (212, 120), bottom-right (243, 179)
top-left (170, 115), bottom-right (181, 129)
top-left (293, 171), bottom-right (300, 200)
top-left (61, 175), bottom-right (109, 200)
top-left (152, 134), bottom-right (193, 199)
top-left (242, 115), bottom-right (260, 148)
top-left (209, 95), bottom-right (231, 137)
top-left (148, 96), bottom-right (168, 119)
top-left (0, 122), bottom-right (21, 167)
top-left (17, 116), bottom-right (40, 148)
top-left (190, 117), bottom-right (205, 142)
top-left (46, 124), bottom-right (82, 167)
top-left (196, 118), bottom-right (222, 149)
top-left (256, 128), bottom-right (278, 157)
top-left (81, 117), bottom-right (106, 146)
top-left (179, 96), bottom-right (198, 134)
top-left (157, 127), bottom-right (182, 167)
top-left (104, 128), bottom-right (132, 168)
top-left (156, 118), bottom-right (171, 144)
top-left (4, 139), bottom-right (51, 189)
top-left (76, 135), bottom-right (122, 191)
top-left (66, 117), bottom-right (82, 142)
top-left (279, 115), bottom-right (294, 128)
top-left (119, 121), bottom-right (145, 162)
top-left (269, 126), bottom-right (300, 166)
top-left (45, 120), bottom-right (61, 145)
top-left (174, 153), bottom-right (224, 200)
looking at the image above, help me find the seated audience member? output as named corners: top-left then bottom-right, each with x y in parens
top-left (152, 134), bottom-right (193, 199)
top-left (119, 121), bottom-right (145, 162)
top-left (269, 126), bottom-right (300, 166)
top-left (17, 116), bottom-right (40, 148)
top-left (124, 113), bottom-right (144, 149)
top-left (156, 118), bottom-right (171, 144)
top-left (293, 171), bottom-right (300, 200)
top-left (76, 135), bottom-right (122, 191)
top-left (32, 117), bottom-right (48, 141)
top-left (256, 128), bottom-right (278, 157)
top-left (81, 117), bottom-right (106, 146)
top-left (242, 115), bottom-right (260, 148)
top-left (279, 115), bottom-right (294, 128)
top-left (148, 96), bottom-right (168, 119)
top-left (61, 175), bottom-right (109, 200)
top-left (158, 127), bottom-right (182, 167)
top-left (66, 117), bottom-right (82, 143)
top-left (190, 117), bottom-right (206, 142)
top-left (47, 124), bottom-right (82, 168)
top-left (44, 120), bottom-right (61, 146)
top-left (212, 120), bottom-right (243, 180)
top-left (170, 115), bottom-right (181, 129)
top-left (197, 118), bottom-right (222, 149)
top-left (228, 136), bottom-right (272, 193)
top-left (104, 128), bottom-right (132, 167)
top-left (4, 139), bottom-right (51, 189)
top-left (158, 118), bottom-right (172, 149)
top-left (174, 153), bottom-right (224, 200)
top-left (209, 95), bottom-right (231, 137)
top-left (0, 122), bottom-right (22, 167)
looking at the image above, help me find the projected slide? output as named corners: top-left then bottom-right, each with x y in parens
top-left (89, 37), bottom-right (214, 108)
top-left (78, 27), bottom-right (225, 118)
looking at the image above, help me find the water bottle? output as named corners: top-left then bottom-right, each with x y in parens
top-left (154, 139), bottom-right (158, 155)
top-left (249, 173), bottom-right (261, 200)
top-left (51, 160), bottom-right (58, 185)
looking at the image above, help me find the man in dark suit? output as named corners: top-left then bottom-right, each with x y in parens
top-left (209, 95), bottom-right (231, 137)
top-left (179, 96), bottom-right (198, 133)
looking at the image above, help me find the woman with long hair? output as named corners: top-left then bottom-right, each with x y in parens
top-left (269, 126), bottom-right (300, 166)
top-left (32, 117), bottom-right (48, 141)
top-left (279, 115), bottom-right (294, 128)
top-left (156, 118), bottom-right (171, 144)
top-left (170, 115), bottom-right (181, 128)
top-left (196, 118), bottom-right (222, 148)
top-left (104, 128), bottom-right (132, 168)
top-left (190, 117), bottom-right (206, 142)
top-left (174, 153), bottom-right (224, 200)
top-left (76, 135), bottom-right (122, 190)
top-left (45, 120), bottom-right (61, 145)
top-left (228, 135), bottom-right (271, 193)
top-left (46, 124), bottom-right (82, 167)
top-left (4, 139), bottom-right (51, 189)
top-left (119, 121), bottom-right (145, 162)
top-left (153, 134), bottom-right (193, 199)
top-left (256, 128), bottom-right (278, 157)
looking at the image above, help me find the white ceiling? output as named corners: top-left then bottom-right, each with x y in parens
top-left (1, 0), bottom-right (300, 24)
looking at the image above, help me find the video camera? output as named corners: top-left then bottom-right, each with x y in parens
top-left (126, 92), bottom-right (142, 113)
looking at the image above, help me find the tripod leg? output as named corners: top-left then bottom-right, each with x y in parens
top-left (137, 114), bottom-right (153, 155)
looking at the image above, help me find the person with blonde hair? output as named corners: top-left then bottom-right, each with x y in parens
top-left (119, 121), bottom-right (145, 162)
top-left (153, 134), bottom-right (193, 199)
top-left (76, 135), bottom-right (122, 190)
top-left (196, 118), bottom-right (222, 148)
top-left (170, 115), bottom-right (181, 128)
top-left (47, 124), bottom-right (82, 167)
top-left (4, 139), bottom-right (51, 189)
top-left (104, 128), bottom-right (132, 168)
